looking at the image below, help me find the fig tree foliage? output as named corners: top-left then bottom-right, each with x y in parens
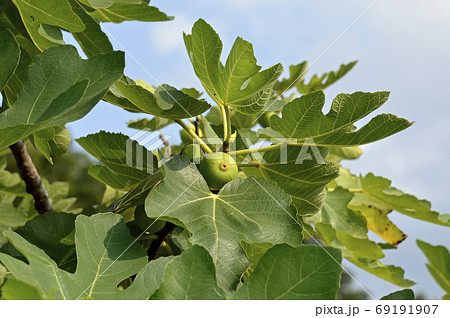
top-left (0, 0), bottom-right (448, 300)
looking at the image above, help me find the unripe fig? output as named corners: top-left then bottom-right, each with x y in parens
top-left (134, 205), bottom-right (165, 233)
top-left (199, 152), bottom-right (238, 190)
top-left (258, 111), bottom-right (276, 128)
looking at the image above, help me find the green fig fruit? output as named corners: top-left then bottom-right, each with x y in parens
top-left (199, 152), bottom-right (238, 190)
top-left (134, 205), bottom-right (165, 233)
top-left (258, 111), bottom-right (276, 128)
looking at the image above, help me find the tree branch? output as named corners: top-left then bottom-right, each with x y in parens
top-left (147, 222), bottom-right (176, 260)
top-left (9, 141), bottom-right (53, 214)
top-left (159, 132), bottom-right (171, 157)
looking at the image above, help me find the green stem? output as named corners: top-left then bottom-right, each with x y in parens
top-left (174, 119), bottom-right (212, 153)
top-left (220, 105), bottom-right (232, 152)
top-left (230, 142), bottom-right (290, 156)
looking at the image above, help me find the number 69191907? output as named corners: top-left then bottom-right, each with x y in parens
top-left (375, 304), bottom-right (438, 315)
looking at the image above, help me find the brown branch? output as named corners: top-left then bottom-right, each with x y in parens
top-left (9, 141), bottom-right (53, 214)
top-left (159, 132), bottom-right (171, 156)
top-left (147, 222), bottom-right (175, 260)
top-left (194, 116), bottom-right (200, 136)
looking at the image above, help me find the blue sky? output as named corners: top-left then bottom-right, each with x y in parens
top-left (65, 0), bottom-right (450, 298)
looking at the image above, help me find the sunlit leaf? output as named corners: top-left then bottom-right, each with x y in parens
top-left (11, 0), bottom-right (85, 51)
top-left (297, 61), bottom-right (357, 94)
top-left (77, 0), bottom-right (140, 10)
top-left (269, 90), bottom-right (412, 147)
top-left (347, 193), bottom-right (407, 246)
top-left (184, 19), bottom-right (283, 114)
top-left (91, 2), bottom-right (172, 23)
top-left (335, 169), bottom-right (450, 227)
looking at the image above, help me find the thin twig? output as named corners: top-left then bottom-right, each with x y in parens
top-left (194, 116), bottom-right (200, 136)
top-left (159, 132), bottom-right (171, 156)
top-left (9, 141), bottom-right (53, 214)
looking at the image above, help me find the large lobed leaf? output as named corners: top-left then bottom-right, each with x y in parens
top-left (152, 244), bottom-right (343, 300)
top-left (184, 19), bottom-right (283, 114)
top-left (0, 213), bottom-right (149, 299)
top-left (0, 45), bottom-right (124, 150)
top-left (145, 156), bottom-right (303, 290)
top-left (269, 90), bottom-right (412, 147)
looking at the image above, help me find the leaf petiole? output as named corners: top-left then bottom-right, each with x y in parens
top-left (230, 142), bottom-right (292, 156)
top-left (219, 104), bottom-right (232, 152)
top-left (174, 119), bottom-right (213, 153)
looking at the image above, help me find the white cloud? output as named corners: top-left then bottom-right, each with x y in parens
top-left (149, 14), bottom-right (193, 54)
